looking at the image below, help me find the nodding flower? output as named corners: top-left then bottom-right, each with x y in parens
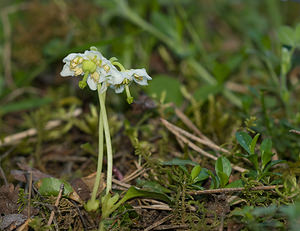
top-left (60, 47), bottom-right (152, 98)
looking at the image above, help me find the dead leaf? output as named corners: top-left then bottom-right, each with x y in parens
top-left (0, 214), bottom-right (27, 231)
top-left (0, 184), bottom-right (20, 215)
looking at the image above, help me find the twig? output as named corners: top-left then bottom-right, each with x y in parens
top-left (0, 166), bottom-right (8, 185)
top-left (47, 184), bottom-right (64, 226)
top-left (133, 204), bottom-right (172, 211)
top-left (112, 178), bottom-right (131, 189)
top-left (70, 200), bottom-right (88, 231)
top-left (162, 118), bottom-right (229, 154)
top-left (0, 108), bottom-right (82, 147)
top-left (27, 171), bottom-right (33, 219)
top-left (188, 185), bottom-right (283, 195)
top-left (174, 107), bottom-right (211, 143)
top-left (122, 167), bottom-right (148, 183)
top-left (161, 118), bottom-right (246, 172)
top-left (290, 129), bottom-right (300, 135)
top-left (1, 3), bottom-right (29, 88)
top-left (153, 224), bottom-right (189, 230)
top-left (144, 214), bottom-right (173, 231)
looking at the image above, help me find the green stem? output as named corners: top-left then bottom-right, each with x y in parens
top-left (98, 221), bottom-right (105, 231)
top-left (90, 94), bottom-right (105, 203)
top-left (98, 85), bottom-right (113, 194)
top-left (111, 61), bottom-right (126, 72)
top-left (125, 85), bottom-right (133, 104)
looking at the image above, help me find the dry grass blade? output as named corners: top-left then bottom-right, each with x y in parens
top-left (112, 179), bottom-right (131, 189)
top-left (47, 183), bottom-right (64, 226)
top-left (0, 108), bottom-right (82, 147)
top-left (290, 129), bottom-right (300, 135)
top-left (122, 167), bottom-right (148, 183)
top-left (144, 214), bottom-right (173, 231)
top-left (161, 118), bottom-right (246, 173)
top-left (188, 185), bottom-right (283, 195)
top-left (174, 107), bottom-right (212, 143)
top-left (133, 204), bottom-right (172, 211)
top-left (162, 118), bottom-right (229, 154)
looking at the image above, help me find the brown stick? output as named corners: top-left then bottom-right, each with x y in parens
top-left (162, 118), bottom-right (229, 154)
top-left (47, 184), bottom-right (64, 226)
top-left (290, 129), bottom-right (300, 135)
top-left (161, 118), bottom-right (246, 173)
top-left (188, 185), bottom-right (283, 195)
top-left (0, 108), bottom-right (81, 147)
top-left (144, 214), bottom-right (173, 231)
top-left (27, 171), bottom-right (33, 219)
top-left (174, 108), bottom-right (210, 141)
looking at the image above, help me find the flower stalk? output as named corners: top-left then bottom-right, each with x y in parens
top-left (60, 46), bottom-right (152, 219)
top-left (98, 84), bottom-right (113, 194)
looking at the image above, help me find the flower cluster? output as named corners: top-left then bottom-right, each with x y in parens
top-left (60, 47), bottom-right (152, 96)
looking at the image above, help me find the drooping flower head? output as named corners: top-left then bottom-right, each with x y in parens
top-left (60, 47), bottom-right (152, 103)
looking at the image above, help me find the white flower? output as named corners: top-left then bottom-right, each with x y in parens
top-left (109, 68), bottom-right (152, 94)
top-left (60, 47), bottom-right (152, 95)
top-left (60, 50), bottom-right (104, 90)
top-left (126, 68), bottom-right (152, 86)
top-left (98, 59), bottom-right (125, 93)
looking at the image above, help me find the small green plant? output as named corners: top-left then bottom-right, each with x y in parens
top-left (277, 23), bottom-right (300, 115)
top-left (60, 46), bottom-right (152, 230)
top-left (235, 131), bottom-right (284, 183)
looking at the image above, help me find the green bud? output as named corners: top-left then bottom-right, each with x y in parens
top-left (82, 60), bottom-right (97, 73)
top-left (127, 96), bottom-right (134, 104)
top-left (79, 80), bottom-right (87, 89)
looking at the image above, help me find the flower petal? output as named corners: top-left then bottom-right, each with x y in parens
top-left (60, 64), bottom-right (74, 77)
top-left (62, 53), bottom-right (82, 63)
top-left (84, 50), bottom-right (104, 61)
top-left (111, 84), bottom-right (125, 93)
top-left (100, 81), bottom-right (108, 93)
top-left (129, 68), bottom-right (152, 86)
top-left (87, 75), bottom-right (97, 90)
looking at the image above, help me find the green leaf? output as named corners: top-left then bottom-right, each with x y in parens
top-left (38, 177), bottom-right (73, 197)
top-left (263, 160), bottom-right (285, 173)
top-left (217, 172), bottom-right (229, 188)
top-left (191, 165), bottom-right (202, 180)
top-left (236, 131), bottom-right (252, 155)
top-left (80, 143), bottom-right (97, 156)
top-left (260, 138), bottom-right (273, 170)
top-left (277, 26), bottom-right (295, 47)
top-left (193, 84), bottom-right (223, 101)
top-left (147, 75), bottom-right (183, 106)
top-left (226, 179), bottom-right (244, 188)
top-left (162, 158), bottom-right (197, 166)
top-left (136, 179), bottom-right (171, 194)
top-left (250, 133), bottom-right (260, 155)
top-left (294, 23), bottom-right (300, 44)
top-left (0, 97), bottom-right (52, 115)
top-left (120, 186), bottom-right (172, 205)
top-left (193, 168), bottom-right (210, 183)
top-left (248, 154), bottom-right (259, 170)
top-left (215, 156), bottom-right (232, 187)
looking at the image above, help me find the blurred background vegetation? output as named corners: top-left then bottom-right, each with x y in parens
top-left (1, 0), bottom-right (300, 155)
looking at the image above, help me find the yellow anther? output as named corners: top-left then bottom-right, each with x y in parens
top-left (134, 73), bottom-right (143, 80)
top-left (74, 67), bottom-right (83, 76)
top-left (103, 64), bottom-right (110, 73)
top-left (78, 57), bottom-right (84, 64)
top-left (91, 72), bottom-right (100, 82)
top-left (95, 59), bottom-right (102, 66)
top-left (70, 61), bottom-right (77, 69)
top-left (122, 79), bottom-right (129, 85)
